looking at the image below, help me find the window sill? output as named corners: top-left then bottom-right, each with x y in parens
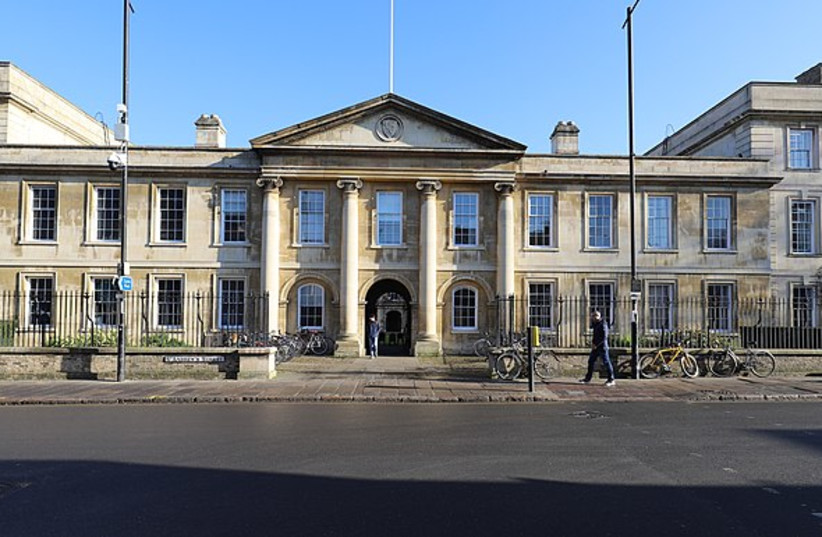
top-left (643, 248), bottom-right (679, 254)
top-left (447, 245), bottom-right (486, 252)
top-left (787, 252), bottom-right (822, 258)
top-left (18, 240), bottom-right (59, 246)
top-left (212, 242), bottom-right (251, 249)
top-left (523, 246), bottom-right (559, 252)
top-left (451, 328), bottom-right (479, 334)
top-left (291, 243), bottom-right (330, 249)
top-left (583, 247), bottom-right (619, 253)
top-left (369, 243), bottom-right (409, 250)
top-left (702, 249), bottom-right (738, 255)
top-left (83, 240), bottom-right (120, 247)
top-left (148, 242), bottom-right (187, 248)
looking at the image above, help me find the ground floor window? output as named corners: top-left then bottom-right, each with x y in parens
top-left (588, 282), bottom-right (615, 325)
top-left (528, 283), bottom-right (554, 329)
top-left (26, 276), bottom-right (54, 327)
top-left (648, 283), bottom-right (674, 332)
top-left (707, 283), bottom-right (734, 332)
top-left (298, 284), bottom-right (324, 330)
top-left (793, 286), bottom-right (818, 328)
top-left (452, 287), bottom-right (478, 330)
top-left (156, 278), bottom-right (183, 329)
top-left (219, 279), bottom-right (245, 329)
top-left (93, 278), bottom-right (118, 327)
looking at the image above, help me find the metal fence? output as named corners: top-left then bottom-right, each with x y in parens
top-left (491, 295), bottom-right (822, 350)
top-left (0, 290), bottom-right (269, 348)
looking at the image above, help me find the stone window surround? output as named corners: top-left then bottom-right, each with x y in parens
top-left (448, 191), bottom-right (484, 250)
top-left (212, 186), bottom-right (250, 247)
top-left (215, 276), bottom-right (247, 330)
top-left (788, 196), bottom-right (820, 256)
top-left (148, 273), bottom-right (186, 331)
top-left (293, 188), bottom-right (329, 247)
top-left (645, 280), bottom-right (677, 332)
top-left (19, 180), bottom-right (59, 245)
top-left (704, 280), bottom-right (736, 333)
top-left (644, 193), bottom-right (678, 252)
top-left (297, 282), bottom-right (325, 330)
top-left (84, 182), bottom-right (121, 246)
top-left (786, 125), bottom-right (818, 171)
top-left (149, 182), bottom-right (188, 246)
top-left (450, 285), bottom-right (478, 332)
top-left (19, 272), bottom-right (56, 330)
top-left (524, 190), bottom-right (558, 251)
top-left (583, 192), bottom-right (618, 251)
top-left (525, 279), bottom-right (557, 330)
top-left (371, 190), bottom-right (406, 248)
top-left (702, 193), bottom-right (737, 253)
top-left (790, 282), bottom-right (818, 328)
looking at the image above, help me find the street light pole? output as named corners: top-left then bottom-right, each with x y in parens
top-left (623, 0), bottom-right (641, 379)
top-left (116, 0), bottom-right (133, 382)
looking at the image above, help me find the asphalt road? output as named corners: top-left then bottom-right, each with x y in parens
top-left (0, 402), bottom-right (820, 536)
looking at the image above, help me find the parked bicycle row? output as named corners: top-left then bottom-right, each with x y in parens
top-left (475, 331), bottom-right (776, 381)
top-left (218, 330), bottom-right (336, 363)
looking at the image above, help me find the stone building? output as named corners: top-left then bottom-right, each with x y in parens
top-left (0, 61), bottom-right (788, 356)
top-left (647, 63), bottom-right (822, 328)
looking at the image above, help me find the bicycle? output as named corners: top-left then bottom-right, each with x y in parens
top-left (472, 331), bottom-right (495, 358)
top-left (494, 347), bottom-right (560, 381)
top-left (639, 340), bottom-right (699, 379)
top-left (299, 329), bottom-right (332, 355)
top-left (707, 339), bottom-right (776, 378)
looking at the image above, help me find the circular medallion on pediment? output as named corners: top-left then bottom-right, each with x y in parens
top-left (375, 114), bottom-right (404, 142)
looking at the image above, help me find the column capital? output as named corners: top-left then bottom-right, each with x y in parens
top-left (255, 174), bottom-right (283, 191)
top-left (336, 177), bottom-right (363, 192)
top-left (415, 179), bottom-right (442, 194)
top-left (494, 181), bottom-right (516, 195)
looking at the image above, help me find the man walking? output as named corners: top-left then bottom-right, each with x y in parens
top-left (580, 310), bottom-right (616, 386)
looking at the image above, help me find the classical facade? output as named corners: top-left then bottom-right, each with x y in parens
top-left (0, 61), bottom-right (793, 355)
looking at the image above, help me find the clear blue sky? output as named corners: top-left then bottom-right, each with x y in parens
top-left (3, 0), bottom-right (821, 154)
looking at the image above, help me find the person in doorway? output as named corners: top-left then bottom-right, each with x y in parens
top-left (580, 310), bottom-right (616, 386)
top-left (367, 314), bottom-right (381, 359)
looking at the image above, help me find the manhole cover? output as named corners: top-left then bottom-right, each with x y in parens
top-left (570, 410), bottom-right (607, 419)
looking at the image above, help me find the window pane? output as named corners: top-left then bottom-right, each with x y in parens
top-left (790, 129), bottom-right (813, 169)
top-left (706, 196), bottom-right (731, 249)
top-left (299, 191), bottom-right (325, 244)
top-left (31, 186), bottom-right (56, 241)
top-left (452, 287), bottom-right (477, 329)
top-left (27, 277), bottom-right (53, 327)
top-left (222, 189), bottom-right (247, 243)
top-left (791, 200), bottom-right (815, 254)
top-left (377, 192), bottom-right (402, 245)
top-left (647, 196), bottom-right (672, 249)
top-left (453, 193), bottom-right (478, 246)
top-left (219, 279), bottom-right (245, 329)
top-left (96, 187), bottom-right (121, 241)
top-left (528, 194), bottom-right (553, 247)
top-left (793, 287), bottom-right (817, 328)
top-left (160, 188), bottom-right (185, 242)
top-left (94, 279), bottom-right (118, 327)
top-left (298, 284), bottom-right (324, 329)
top-left (528, 283), bottom-right (553, 329)
top-left (648, 284), bottom-right (673, 331)
top-left (588, 195), bottom-right (613, 248)
top-left (589, 283), bottom-right (614, 325)
top-left (707, 284), bottom-right (733, 332)
top-left (157, 279), bottom-right (183, 328)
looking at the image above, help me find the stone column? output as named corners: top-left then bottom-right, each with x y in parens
top-left (335, 177), bottom-right (363, 357)
top-left (256, 174), bottom-right (283, 334)
top-left (495, 182), bottom-right (516, 299)
top-left (415, 179), bottom-right (442, 356)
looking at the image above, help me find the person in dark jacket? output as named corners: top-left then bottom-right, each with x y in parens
top-left (367, 314), bottom-right (381, 359)
top-left (580, 310), bottom-right (616, 386)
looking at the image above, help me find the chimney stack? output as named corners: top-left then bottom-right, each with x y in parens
top-left (550, 121), bottom-right (580, 155)
top-left (195, 114), bottom-right (226, 148)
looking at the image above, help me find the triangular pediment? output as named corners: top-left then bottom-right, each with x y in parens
top-left (250, 94), bottom-right (526, 152)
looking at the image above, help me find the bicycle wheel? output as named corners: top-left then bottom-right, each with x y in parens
top-left (308, 336), bottom-right (330, 355)
top-left (679, 352), bottom-right (699, 378)
top-left (495, 352), bottom-right (523, 380)
top-left (533, 349), bottom-right (557, 381)
top-left (473, 338), bottom-right (492, 357)
top-left (748, 350), bottom-right (776, 378)
top-left (708, 350), bottom-right (738, 377)
top-left (639, 352), bottom-right (662, 379)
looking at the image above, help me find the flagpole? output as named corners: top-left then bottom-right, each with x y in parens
top-left (390, 0), bottom-right (394, 93)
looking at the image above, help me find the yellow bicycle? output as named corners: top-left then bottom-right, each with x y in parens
top-left (639, 340), bottom-right (699, 379)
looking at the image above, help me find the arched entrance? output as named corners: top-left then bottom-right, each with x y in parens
top-left (365, 279), bottom-right (412, 356)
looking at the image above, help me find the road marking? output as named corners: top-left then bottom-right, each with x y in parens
top-left (811, 512), bottom-right (822, 519)
top-left (761, 487), bottom-right (780, 495)
top-left (723, 467), bottom-right (737, 474)
top-left (689, 452), bottom-right (703, 458)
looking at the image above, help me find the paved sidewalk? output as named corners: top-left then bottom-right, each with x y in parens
top-left (1, 356), bottom-right (821, 405)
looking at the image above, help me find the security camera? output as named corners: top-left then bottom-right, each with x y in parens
top-left (107, 152), bottom-right (126, 170)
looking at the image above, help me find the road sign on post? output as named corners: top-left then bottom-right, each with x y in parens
top-left (117, 275), bottom-right (133, 292)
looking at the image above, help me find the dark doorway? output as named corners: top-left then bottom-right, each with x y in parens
top-left (365, 280), bottom-right (412, 356)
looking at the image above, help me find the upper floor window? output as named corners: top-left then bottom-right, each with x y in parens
top-left (647, 195), bottom-right (673, 249)
top-left (376, 191), bottom-right (403, 246)
top-left (789, 128), bottom-right (814, 169)
top-left (297, 284), bottom-right (324, 330)
top-left (221, 189), bottom-right (247, 243)
top-left (705, 195), bottom-right (733, 250)
top-left (790, 199), bottom-right (816, 255)
top-left (159, 187), bottom-right (186, 242)
top-left (94, 186), bottom-right (120, 242)
top-left (452, 286), bottom-right (478, 330)
top-left (528, 282), bottom-right (554, 329)
top-left (30, 185), bottom-right (57, 241)
top-left (588, 194), bottom-right (614, 249)
top-left (298, 190), bottom-right (325, 245)
top-left (453, 193), bottom-right (479, 247)
top-left (528, 193), bottom-right (554, 247)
